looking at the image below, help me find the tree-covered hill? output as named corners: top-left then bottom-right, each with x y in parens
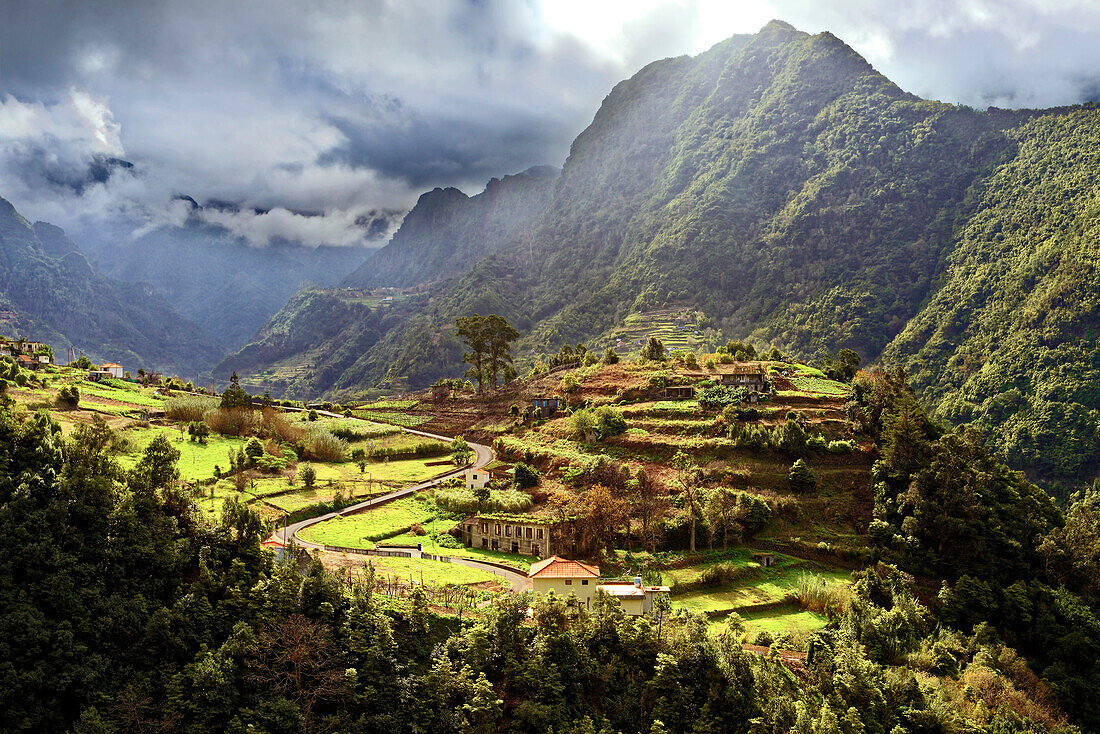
top-left (223, 21), bottom-right (1100, 486)
top-left (882, 106), bottom-right (1100, 486)
top-left (0, 196), bottom-right (224, 375)
top-left (341, 165), bottom-right (558, 290)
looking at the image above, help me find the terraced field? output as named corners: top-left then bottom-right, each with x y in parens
top-left (604, 308), bottom-right (710, 355)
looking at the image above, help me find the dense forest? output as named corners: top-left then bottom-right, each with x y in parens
top-left (221, 21), bottom-right (1100, 487)
top-left (3, 366), bottom-right (1099, 733)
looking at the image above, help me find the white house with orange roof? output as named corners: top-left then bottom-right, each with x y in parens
top-left (528, 556), bottom-right (671, 616)
top-left (528, 556), bottom-right (600, 609)
top-left (597, 577), bottom-right (672, 617)
top-left (101, 362), bottom-right (124, 379)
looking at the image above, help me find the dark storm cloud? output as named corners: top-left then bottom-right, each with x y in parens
top-left (0, 0), bottom-right (618, 245)
top-left (1, 0), bottom-right (1100, 247)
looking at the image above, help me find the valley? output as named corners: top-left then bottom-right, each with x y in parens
top-left (5, 12), bottom-right (1100, 733)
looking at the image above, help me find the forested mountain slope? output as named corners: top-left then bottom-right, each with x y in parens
top-left (341, 165), bottom-right (557, 289)
top-left (224, 22), bottom-right (1100, 485)
top-left (882, 106), bottom-right (1100, 485)
top-left (0, 196), bottom-right (224, 375)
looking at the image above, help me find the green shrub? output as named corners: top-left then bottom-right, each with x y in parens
top-left (433, 486), bottom-right (533, 515)
top-left (165, 395), bottom-right (219, 421)
top-left (826, 439), bottom-right (855, 453)
top-left (560, 372), bottom-right (580, 393)
top-left (789, 459), bottom-right (817, 493)
top-left (305, 428), bottom-right (348, 462)
top-left (569, 409), bottom-right (599, 440)
top-left (256, 455), bottom-right (288, 474)
top-left (699, 385), bottom-right (747, 409)
top-left (56, 384), bottom-right (80, 407)
top-left (188, 421), bottom-right (211, 443)
top-left (514, 463), bottom-right (540, 488)
top-left (244, 437), bottom-right (265, 463)
top-left (595, 406), bottom-right (626, 437)
top-left (299, 464), bottom-right (316, 489)
top-left (699, 562), bottom-right (740, 587)
top-left (433, 533), bottom-right (463, 549)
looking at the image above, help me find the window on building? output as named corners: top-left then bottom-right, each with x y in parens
top-left (495, 524), bottom-right (501, 535)
top-left (537, 529), bottom-right (544, 539)
top-left (480, 523), bottom-right (488, 533)
top-left (466, 525), bottom-right (472, 533)
top-left (564, 579), bottom-right (572, 585)
top-left (581, 580), bottom-right (589, 585)
top-left (505, 525), bottom-right (511, 537)
top-left (526, 527), bottom-right (532, 539)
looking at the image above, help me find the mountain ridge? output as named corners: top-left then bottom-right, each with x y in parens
top-left (220, 22), bottom-right (1100, 486)
top-left (0, 196), bottom-right (225, 375)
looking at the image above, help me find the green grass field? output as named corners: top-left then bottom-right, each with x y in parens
top-left (352, 410), bottom-right (432, 428)
top-left (737, 605), bottom-right (829, 636)
top-left (77, 381), bottom-right (167, 408)
top-left (663, 548), bottom-right (851, 619)
top-left (366, 555), bottom-right (500, 586)
top-left (298, 496), bottom-right (443, 546)
top-left (117, 427), bottom-right (248, 481)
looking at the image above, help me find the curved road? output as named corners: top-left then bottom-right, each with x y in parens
top-left (266, 410), bottom-right (526, 587)
top-left (274, 423), bottom-right (493, 546)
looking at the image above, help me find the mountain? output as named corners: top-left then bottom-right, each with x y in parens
top-left (882, 106), bottom-right (1100, 486)
top-left (80, 218), bottom-right (373, 350)
top-left (0, 196), bottom-right (224, 375)
top-left (341, 165), bottom-right (558, 289)
top-left (222, 21), bottom-right (1100, 486)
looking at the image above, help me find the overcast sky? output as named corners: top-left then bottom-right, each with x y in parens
top-left (2, 0), bottom-right (1100, 248)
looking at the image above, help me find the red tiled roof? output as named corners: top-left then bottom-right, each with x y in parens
top-left (528, 555), bottom-right (600, 579)
top-left (101, 363), bottom-right (122, 368)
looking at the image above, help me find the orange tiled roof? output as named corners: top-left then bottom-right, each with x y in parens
top-left (101, 363), bottom-right (122, 368)
top-left (528, 555), bottom-right (600, 579)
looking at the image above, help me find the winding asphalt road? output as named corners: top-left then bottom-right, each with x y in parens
top-left (265, 410), bottom-right (528, 587)
top-left (273, 419), bottom-right (494, 546)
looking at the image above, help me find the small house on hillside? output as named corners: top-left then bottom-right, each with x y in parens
top-left (597, 577), bottom-right (672, 617)
top-left (528, 557), bottom-right (671, 616)
top-left (459, 514), bottom-right (556, 556)
top-left (101, 362), bottom-right (124, 379)
top-left (663, 384), bottom-right (695, 400)
top-left (464, 467), bottom-right (489, 490)
top-left (262, 540), bottom-right (314, 575)
top-left (16, 354), bottom-right (38, 370)
top-left (528, 556), bottom-right (600, 608)
top-left (720, 365), bottom-right (770, 391)
top-left (752, 552), bottom-right (777, 567)
top-left (532, 396), bottom-right (560, 417)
